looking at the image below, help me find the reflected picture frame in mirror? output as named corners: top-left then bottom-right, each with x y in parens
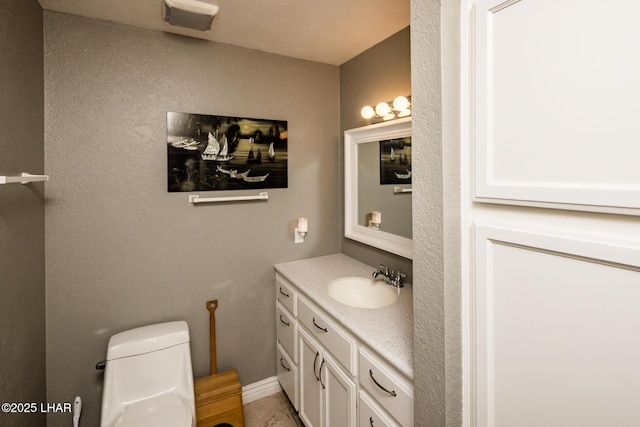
top-left (344, 117), bottom-right (412, 259)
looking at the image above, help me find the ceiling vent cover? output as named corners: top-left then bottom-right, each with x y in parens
top-left (162, 0), bottom-right (219, 31)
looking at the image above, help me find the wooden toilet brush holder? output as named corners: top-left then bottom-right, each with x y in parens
top-left (194, 300), bottom-right (245, 427)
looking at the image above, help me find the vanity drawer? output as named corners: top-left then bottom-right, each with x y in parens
top-left (358, 390), bottom-right (401, 427)
top-left (276, 303), bottom-right (297, 362)
top-left (276, 275), bottom-right (297, 315)
top-left (277, 344), bottom-right (298, 410)
top-left (359, 348), bottom-right (413, 427)
top-left (297, 297), bottom-right (356, 375)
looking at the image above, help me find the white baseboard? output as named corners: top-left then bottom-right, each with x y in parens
top-left (242, 376), bottom-right (282, 404)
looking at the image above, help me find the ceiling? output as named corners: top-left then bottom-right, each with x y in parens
top-left (37, 0), bottom-right (410, 65)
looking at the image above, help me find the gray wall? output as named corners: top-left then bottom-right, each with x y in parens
top-left (44, 12), bottom-right (340, 426)
top-left (339, 27), bottom-right (413, 280)
top-left (0, 1), bottom-right (47, 426)
top-left (411, 0), bottom-right (463, 425)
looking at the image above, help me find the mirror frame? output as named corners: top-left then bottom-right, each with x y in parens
top-left (344, 117), bottom-right (412, 259)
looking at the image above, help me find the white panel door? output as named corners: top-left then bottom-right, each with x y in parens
top-left (466, 2), bottom-right (640, 427)
top-left (473, 225), bottom-right (640, 427)
top-left (473, 0), bottom-right (640, 211)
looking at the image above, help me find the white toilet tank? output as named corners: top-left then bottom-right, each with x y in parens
top-left (100, 321), bottom-right (196, 427)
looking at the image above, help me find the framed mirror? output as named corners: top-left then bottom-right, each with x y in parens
top-left (344, 117), bottom-right (412, 259)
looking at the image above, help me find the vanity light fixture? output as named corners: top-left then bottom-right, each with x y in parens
top-left (369, 211), bottom-right (382, 229)
top-left (361, 96), bottom-right (411, 123)
top-left (295, 217), bottom-right (308, 243)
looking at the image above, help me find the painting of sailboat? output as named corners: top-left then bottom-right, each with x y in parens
top-left (379, 136), bottom-right (412, 185)
top-left (201, 132), bottom-right (233, 162)
top-left (268, 142), bottom-right (275, 161)
top-left (167, 111), bottom-right (288, 192)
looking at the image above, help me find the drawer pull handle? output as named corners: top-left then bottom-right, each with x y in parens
top-left (279, 287), bottom-right (290, 298)
top-left (319, 359), bottom-right (326, 389)
top-left (369, 369), bottom-right (397, 397)
top-left (312, 317), bottom-right (328, 333)
top-left (370, 417), bottom-right (374, 426)
top-left (279, 315), bottom-right (290, 327)
top-left (280, 358), bottom-right (291, 372)
top-left (313, 352), bottom-right (321, 381)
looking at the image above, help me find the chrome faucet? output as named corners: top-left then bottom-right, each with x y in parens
top-left (372, 264), bottom-right (406, 288)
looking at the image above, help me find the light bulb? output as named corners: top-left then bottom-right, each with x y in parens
top-left (361, 105), bottom-right (375, 119)
top-left (375, 102), bottom-right (391, 117)
top-left (392, 96), bottom-right (410, 111)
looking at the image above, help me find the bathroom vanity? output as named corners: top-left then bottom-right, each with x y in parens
top-left (274, 254), bottom-right (414, 427)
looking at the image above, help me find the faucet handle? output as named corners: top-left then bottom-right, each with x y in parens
top-left (394, 271), bottom-right (406, 286)
top-left (379, 264), bottom-right (390, 275)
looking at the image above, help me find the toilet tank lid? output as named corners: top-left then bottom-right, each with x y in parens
top-left (106, 321), bottom-right (190, 360)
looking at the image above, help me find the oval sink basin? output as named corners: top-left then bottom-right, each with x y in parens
top-left (327, 277), bottom-right (397, 309)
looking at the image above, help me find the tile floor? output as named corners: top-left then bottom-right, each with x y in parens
top-left (243, 391), bottom-right (304, 427)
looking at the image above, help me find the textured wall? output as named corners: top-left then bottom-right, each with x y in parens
top-left (339, 27), bottom-right (413, 280)
top-left (411, 0), bottom-right (463, 425)
top-left (411, 0), bottom-right (445, 425)
top-left (0, 1), bottom-right (47, 426)
top-left (44, 12), bottom-right (340, 426)
top-left (0, 0), bottom-right (46, 427)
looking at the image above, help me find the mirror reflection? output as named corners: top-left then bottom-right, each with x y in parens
top-left (344, 117), bottom-right (412, 259)
top-left (357, 137), bottom-right (412, 238)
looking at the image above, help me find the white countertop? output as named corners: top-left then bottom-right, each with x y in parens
top-left (274, 253), bottom-right (414, 379)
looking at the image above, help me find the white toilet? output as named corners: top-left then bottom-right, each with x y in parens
top-left (100, 321), bottom-right (196, 427)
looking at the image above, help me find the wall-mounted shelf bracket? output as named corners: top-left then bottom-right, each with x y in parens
top-left (189, 192), bottom-right (269, 204)
top-left (0, 173), bottom-right (49, 185)
top-left (393, 187), bottom-right (412, 194)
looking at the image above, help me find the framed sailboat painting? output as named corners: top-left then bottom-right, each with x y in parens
top-left (379, 137), bottom-right (412, 185)
top-left (167, 111), bottom-right (288, 192)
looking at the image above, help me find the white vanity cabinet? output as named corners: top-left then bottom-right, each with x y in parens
top-left (274, 264), bottom-right (413, 427)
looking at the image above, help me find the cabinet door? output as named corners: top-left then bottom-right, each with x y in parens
top-left (299, 328), bottom-right (322, 427)
top-left (322, 353), bottom-right (356, 427)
